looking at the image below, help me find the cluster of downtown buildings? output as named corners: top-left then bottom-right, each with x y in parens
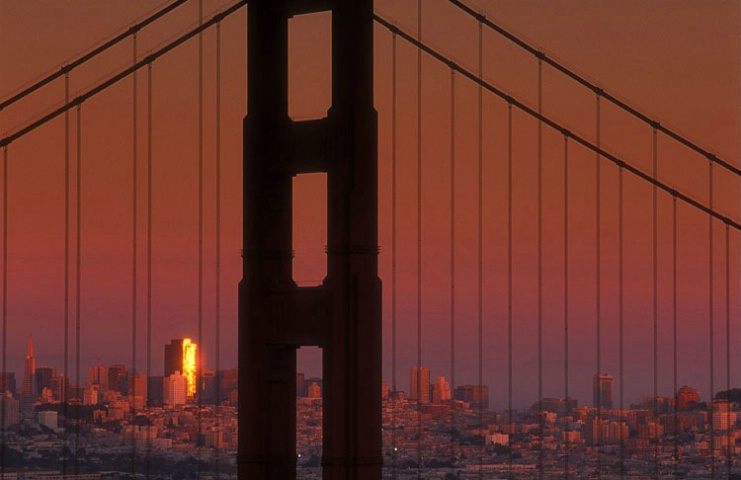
top-left (1, 340), bottom-right (740, 478)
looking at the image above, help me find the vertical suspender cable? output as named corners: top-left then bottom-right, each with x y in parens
top-left (563, 134), bottom-right (570, 480)
top-left (672, 195), bottom-right (678, 477)
top-left (196, 1), bottom-right (204, 475)
top-left (416, 1), bottom-right (423, 477)
top-left (536, 57), bottom-right (544, 480)
top-left (197, 0), bottom-right (204, 450)
top-left (390, 30), bottom-right (398, 480)
top-left (75, 103), bottom-right (82, 476)
top-left (506, 101), bottom-right (513, 471)
top-left (724, 225), bottom-right (730, 476)
top-left (63, 72), bottom-right (71, 477)
top-left (477, 19), bottom-right (484, 478)
top-left (131, 32), bottom-right (139, 475)
top-left (651, 126), bottom-right (658, 478)
top-left (214, 19), bottom-right (222, 477)
top-left (595, 93), bottom-right (602, 477)
top-left (618, 166), bottom-right (625, 479)
top-left (449, 66), bottom-right (456, 473)
top-left (145, 61), bottom-right (154, 480)
top-left (708, 160), bottom-right (714, 480)
top-left (1, 146), bottom-right (7, 478)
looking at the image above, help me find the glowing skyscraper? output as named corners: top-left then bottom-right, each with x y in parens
top-left (164, 338), bottom-right (197, 398)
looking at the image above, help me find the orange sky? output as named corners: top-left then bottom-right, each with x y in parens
top-left (1, 0), bottom-right (739, 408)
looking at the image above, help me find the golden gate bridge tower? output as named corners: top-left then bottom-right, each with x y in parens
top-left (239, 1), bottom-right (381, 480)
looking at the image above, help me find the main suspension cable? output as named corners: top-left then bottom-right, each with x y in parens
top-left (441, 0), bottom-right (739, 177)
top-left (0, 0), bottom-right (188, 112)
top-left (0, 0), bottom-right (247, 150)
top-left (371, 17), bottom-right (740, 231)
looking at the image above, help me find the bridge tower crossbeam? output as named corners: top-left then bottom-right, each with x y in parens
top-left (239, 1), bottom-right (381, 480)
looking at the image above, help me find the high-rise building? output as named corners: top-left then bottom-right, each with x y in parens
top-left (0, 392), bottom-right (19, 428)
top-left (88, 360), bottom-right (109, 390)
top-left (164, 371), bottom-right (188, 406)
top-left (50, 374), bottom-right (69, 403)
top-left (453, 385), bottom-right (489, 410)
top-left (108, 364), bottom-right (128, 394)
top-left (593, 373), bottom-right (614, 410)
top-left (677, 385), bottom-right (700, 411)
top-left (164, 339), bottom-right (184, 377)
top-left (307, 382), bottom-right (321, 399)
top-left (432, 376), bottom-right (450, 404)
top-left (409, 367), bottom-right (431, 404)
top-left (147, 376), bottom-right (164, 407)
top-left (35, 367), bottom-right (56, 397)
top-left (164, 338), bottom-right (197, 398)
top-left (0, 372), bottom-right (16, 396)
top-left (22, 335), bottom-right (35, 396)
top-left (128, 373), bottom-right (148, 409)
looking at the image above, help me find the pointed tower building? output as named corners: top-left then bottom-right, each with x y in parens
top-left (22, 334), bottom-right (36, 396)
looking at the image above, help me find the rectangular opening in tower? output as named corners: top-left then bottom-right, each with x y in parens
top-left (296, 346), bottom-right (323, 476)
top-left (288, 11), bottom-right (332, 120)
top-left (292, 173), bottom-right (327, 286)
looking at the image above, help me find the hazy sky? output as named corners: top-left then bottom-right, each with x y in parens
top-left (1, 0), bottom-right (739, 408)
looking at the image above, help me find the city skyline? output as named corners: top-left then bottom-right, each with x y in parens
top-left (1, 339), bottom-right (730, 412)
top-left (1, 0), bottom-right (738, 415)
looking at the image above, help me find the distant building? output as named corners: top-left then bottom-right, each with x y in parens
top-left (593, 373), bottom-right (613, 410)
top-left (50, 374), bottom-right (69, 403)
top-left (0, 392), bottom-right (19, 428)
top-left (83, 383), bottom-right (100, 405)
top-left (307, 382), bottom-right (321, 399)
top-left (164, 371), bottom-right (188, 406)
top-left (37, 410), bottom-right (58, 429)
top-left (454, 384), bottom-right (489, 410)
top-left (35, 367), bottom-right (57, 397)
top-left (164, 339), bottom-right (185, 377)
top-left (432, 376), bottom-right (450, 404)
top-left (148, 376), bottom-right (164, 406)
top-left (534, 397), bottom-right (577, 416)
top-left (409, 367), bottom-right (431, 404)
top-left (0, 372), bottom-right (16, 397)
top-left (88, 361), bottom-right (109, 390)
top-left (108, 364), bottom-right (128, 394)
top-left (677, 385), bottom-right (700, 411)
top-left (128, 373), bottom-right (148, 410)
top-left (164, 338), bottom-right (197, 397)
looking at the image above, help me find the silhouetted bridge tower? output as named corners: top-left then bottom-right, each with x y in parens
top-left (239, 1), bottom-right (381, 480)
